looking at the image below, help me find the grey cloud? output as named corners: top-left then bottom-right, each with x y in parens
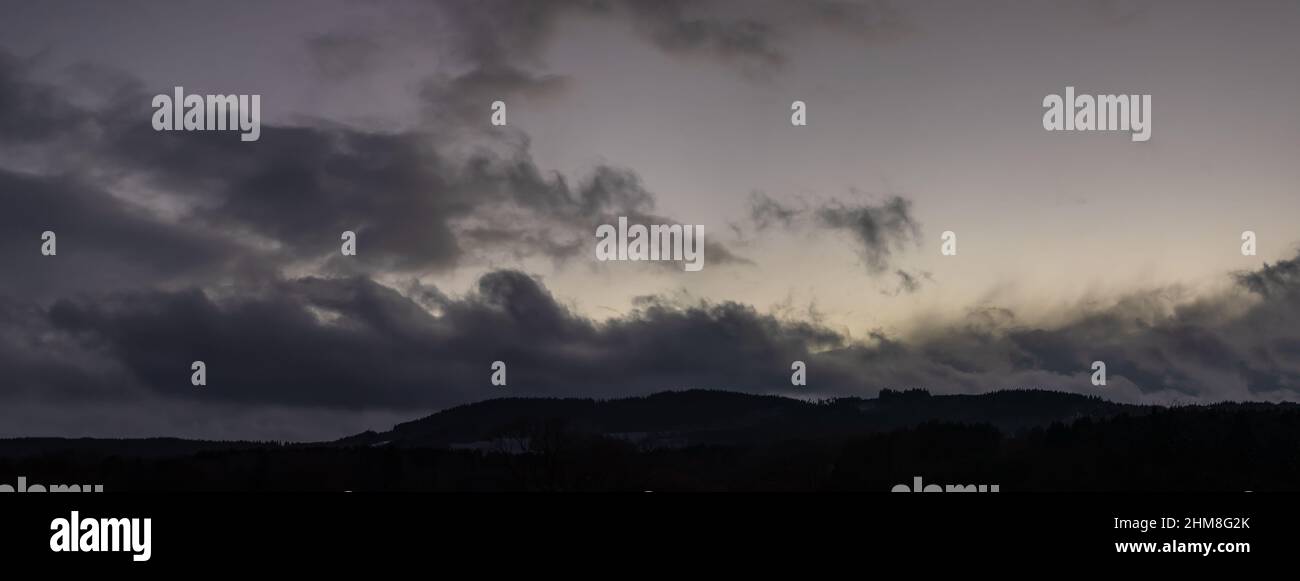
top-left (617, 0), bottom-right (784, 77)
top-left (7, 250), bottom-right (1300, 438)
top-left (749, 191), bottom-right (804, 231)
top-left (746, 191), bottom-right (922, 274)
top-left (0, 168), bottom-right (265, 299)
top-left (885, 269), bottom-right (931, 296)
top-left (1233, 254), bottom-right (1300, 298)
top-left (0, 50), bottom-right (746, 281)
top-left (0, 51), bottom-right (91, 144)
top-left (419, 64), bottom-right (569, 126)
top-left (321, 0), bottom-right (911, 95)
top-left (815, 196), bottom-right (921, 273)
top-left (37, 270), bottom-right (829, 412)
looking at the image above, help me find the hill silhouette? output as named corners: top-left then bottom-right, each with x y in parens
top-left (337, 388), bottom-right (1139, 449)
top-left (2, 389), bottom-right (1298, 491)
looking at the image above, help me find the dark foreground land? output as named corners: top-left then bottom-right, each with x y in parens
top-left (2, 389), bottom-right (1297, 491)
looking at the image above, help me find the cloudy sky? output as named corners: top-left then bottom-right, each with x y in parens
top-left (1, 0), bottom-right (1299, 440)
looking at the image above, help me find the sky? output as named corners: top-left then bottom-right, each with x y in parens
top-left (1, 0), bottom-right (1299, 440)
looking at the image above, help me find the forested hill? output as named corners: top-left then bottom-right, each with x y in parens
top-left (337, 388), bottom-right (1143, 449)
top-left (3, 389), bottom-right (1298, 491)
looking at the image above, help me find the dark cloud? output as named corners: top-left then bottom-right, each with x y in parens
top-left (47, 277), bottom-right (464, 409)
top-left (1233, 254), bottom-right (1300, 298)
top-left (35, 270), bottom-right (834, 413)
top-left (316, 0), bottom-right (912, 96)
top-left (746, 191), bottom-right (922, 274)
top-left (749, 191), bottom-right (804, 231)
top-left (884, 269), bottom-right (931, 296)
top-left (426, 0), bottom-right (785, 77)
top-left (0, 48), bottom-right (746, 281)
top-left (0, 296), bottom-right (138, 404)
top-left (3, 248), bottom-right (1300, 438)
top-left (617, 0), bottom-right (784, 77)
top-left (0, 37), bottom-right (754, 437)
top-left (815, 196), bottom-right (921, 273)
top-left (0, 51), bottom-right (91, 143)
top-left (0, 168), bottom-right (264, 299)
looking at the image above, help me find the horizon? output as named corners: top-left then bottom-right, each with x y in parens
top-left (4, 385), bottom-right (1286, 445)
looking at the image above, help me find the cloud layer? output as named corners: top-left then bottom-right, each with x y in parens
top-left (11, 249), bottom-right (1300, 440)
